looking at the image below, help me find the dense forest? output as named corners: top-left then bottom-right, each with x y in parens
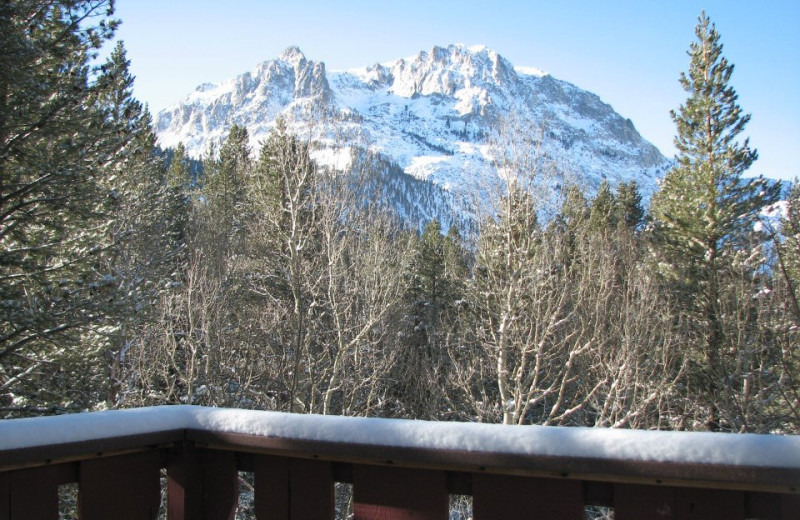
top-left (2, 1), bottom-right (798, 437)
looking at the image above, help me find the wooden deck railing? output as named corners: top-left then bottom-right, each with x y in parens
top-left (0, 406), bottom-right (798, 519)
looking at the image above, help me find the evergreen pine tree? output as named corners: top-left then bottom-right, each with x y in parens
top-left (167, 142), bottom-right (191, 189)
top-left (443, 226), bottom-right (469, 298)
top-left (164, 142), bottom-right (191, 267)
top-left (773, 182), bottom-right (800, 428)
top-left (404, 220), bottom-right (467, 353)
top-left (200, 125), bottom-right (251, 257)
top-left (775, 182), bottom-right (800, 323)
top-left (251, 119), bottom-right (318, 250)
top-left (554, 185), bottom-right (589, 266)
top-left (559, 185), bottom-right (589, 233)
top-left (213, 125), bottom-right (251, 230)
top-left (0, 2), bottom-right (147, 413)
top-left (588, 180), bottom-right (617, 233)
top-left (650, 12), bottom-right (781, 430)
top-left (615, 180), bottom-right (645, 232)
top-left (414, 220), bottom-right (448, 310)
top-left (96, 44), bottom-right (163, 406)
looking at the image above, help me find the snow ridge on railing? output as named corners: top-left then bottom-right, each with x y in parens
top-left (2, 405), bottom-right (799, 469)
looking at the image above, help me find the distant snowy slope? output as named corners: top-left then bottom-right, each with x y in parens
top-left (156, 44), bottom-right (670, 224)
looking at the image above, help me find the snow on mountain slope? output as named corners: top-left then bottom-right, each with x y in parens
top-left (155, 44), bottom-right (670, 222)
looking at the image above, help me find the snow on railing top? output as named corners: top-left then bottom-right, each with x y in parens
top-left (1, 405), bottom-right (799, 470)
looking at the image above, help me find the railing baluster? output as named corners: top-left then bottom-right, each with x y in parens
top-left (673, 488), bottom-right (745, 519)
top-left (200, 449), bottom-right (239, 520)
top-left (614, 484), bottom-right (675, 520)
top-left (78, 451), bottom-right (162, 520)
top-left (781, 495), bottom-right (800, 520)
top-left (472, 474), bottom-right (583, 519)
top-left (167, 441), bottom-right (202, 520)
top-left (352, 465), bottom-right (448, 519)
top-left (289, 459), bottom-right (334, 519)
top-left (746, 491), bottom-right (800, 520)
top-left (615, 484), bottom-right (747, 520)
top-left (254, 455), bottom-right (290, 520)
top-left (8, 466), bottom-right (60, 520)
top-left (0, 473), bottom-right (8, 520)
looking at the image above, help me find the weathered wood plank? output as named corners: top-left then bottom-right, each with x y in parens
top-left (167, 441), bottom-right (202, 520)
top-left (79, 451), bottom-right (162, 520)
top-left (0, 473), bottom-right (8, 520)
top-left (353, 465), bottom-right (448, 520)
top-left (9, 466), bottom-right (60, 520)
top-left (614, 484), bottom-right (676, 520)
top-left (254, 455), bottom-right (290, 520)
top-left (200, 449), bottom-right (239, 520)
top-left (780, 494), bottom-right (800, 520)
top-left (674, 487), bottom-right (745, 520)
top-left (472, 473), bottom-right (583, 520)
top-left (615, 484), bottom-right (746, 520)
top-left (290, 459), bottom-right (334, 520)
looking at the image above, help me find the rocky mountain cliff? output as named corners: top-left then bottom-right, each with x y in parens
top-left (155, 44), bottom-right (670, 228)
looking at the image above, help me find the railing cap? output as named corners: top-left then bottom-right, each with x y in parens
top-left (2, 405), bottom-right (799, 471)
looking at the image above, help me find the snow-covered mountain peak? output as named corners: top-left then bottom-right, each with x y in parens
top-left (195, 82), bottom-right (217, 93)
top-left (155, 44), bottom-right (671, 227)
top-left (514, 66), bottom-right (548, 78)
top-left (380, 44), bottom-right (519, 99)
top-left (279, 45), bottom-right (307, 67)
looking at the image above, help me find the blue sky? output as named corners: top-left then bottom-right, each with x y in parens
top-left (113, 1), bottom-right (799, 181)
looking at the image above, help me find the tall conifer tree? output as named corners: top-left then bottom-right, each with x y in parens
top-left (0, 2), bottom-right (125, 412)
top-left (588, 180), bottom-right (617, 233)
top-left (615, 181), bottom-right (644, 232)
top-left (650, 12), bottom-right (780, 430)
top-left (199, 125), bottom-right (251, 262)
top-left (95, 43), bottom-right (189, 407)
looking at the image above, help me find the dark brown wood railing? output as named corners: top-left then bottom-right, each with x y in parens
top-left (0, 406), bottom-right (798, 519)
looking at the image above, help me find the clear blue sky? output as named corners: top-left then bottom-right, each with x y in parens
top-left (113, 0), bottom-right (799, 181)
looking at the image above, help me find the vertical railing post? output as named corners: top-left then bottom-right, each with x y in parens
top-left (613, 483), bottom-right (674, 520)
top-left (168, 440), bottom-right (202, 520)
top-left (169, 441), bottom-right (239, 520)
top-left (0, 473), bottom-right (8, 520)
top-left (745, 492), bottom-right (800, 520)
top-left (289, 459), bottom-right (334, 519)
top-left (254, 455), bottom-right (290, 520)
top-left (781, 495), bottom-right (800, 520)
top-left (200, 449), bottom-right (239, 520)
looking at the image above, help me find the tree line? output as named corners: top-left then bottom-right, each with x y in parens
top-left (1, 3), bottom-right (798, 434)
